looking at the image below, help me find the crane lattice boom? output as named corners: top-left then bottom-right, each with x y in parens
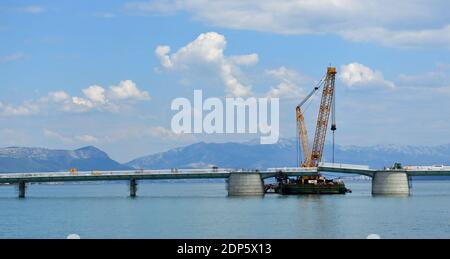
top-left (296, 106), bottom-right (311, 166)
top-left (310, 67), bottom-right (336, 167)
top-left (296, 67), bottom-right (336, 168)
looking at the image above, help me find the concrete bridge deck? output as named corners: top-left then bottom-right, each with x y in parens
top-left (0, 168), bottom-right (319, 184)
top-left (1, 163), bottom-right (450, 197)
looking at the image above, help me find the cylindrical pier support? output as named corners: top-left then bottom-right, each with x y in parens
top-left (18, 181), bottom-right (26, 198)
top-left (227, 173), bottom-right (264, 196)
top-left (130, 179), bottom-right (138, 198)
top-left (372, 171), bottom-right (410, 195)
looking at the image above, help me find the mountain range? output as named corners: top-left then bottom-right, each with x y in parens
top-left (0, 146), bottom-right (131, 173)
top-left (1, 139), bottom-right (450, 173)
top-left (126, 139), bottom-right (450, 169)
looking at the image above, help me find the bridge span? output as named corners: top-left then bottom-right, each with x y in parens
top-left (1, 163), bottom-right (450, 197)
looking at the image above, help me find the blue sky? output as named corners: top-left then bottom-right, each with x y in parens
top-left (1, 0), bottom-right (450, 162)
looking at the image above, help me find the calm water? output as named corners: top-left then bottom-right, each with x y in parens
top-left (1, 180), bottom-right (450, 239)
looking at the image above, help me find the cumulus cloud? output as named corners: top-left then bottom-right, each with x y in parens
top-left (0, 80), bottom-right (150, 116)
top-left (265, 66), bottom-right (306, 99)
top-left (108, 80), bottom-right (150, 100)
top-left (228, 54), bottom-right (259, 66)
top-left (340, 63), bottom-right (395, 89)
top-left (128, 0), bottom-right (450, 48)
top-left (155, 45), bottom-right (173, 68)
top-left (155, 32), bottom-right (257, 97)
top-left (66, 96), bottom-right (96, 112)
top-left (83, 85), bottom-right (107, 104)
top-left (42, 91), bottom-right (71, 103)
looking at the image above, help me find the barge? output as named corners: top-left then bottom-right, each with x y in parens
top-left (266, 172), bottom-right (351, 195)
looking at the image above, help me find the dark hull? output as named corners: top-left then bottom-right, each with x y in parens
top-left (280, 183), bottom-right (348, 195)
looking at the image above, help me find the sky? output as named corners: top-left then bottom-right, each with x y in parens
top-left (1, 0), bottom-right (450, 162)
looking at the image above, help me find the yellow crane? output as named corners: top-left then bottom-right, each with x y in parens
top-left (296, 67), bottom-right (337, 167)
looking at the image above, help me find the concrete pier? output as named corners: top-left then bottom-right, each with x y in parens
top-left (227, 173), bottom-right (264, 196)
top-left (18, 181), bottom-right (26, 198)
top-left (372, 171), bottom-right (410, 195)
top-left (130, 179), bottom-right (137, 197)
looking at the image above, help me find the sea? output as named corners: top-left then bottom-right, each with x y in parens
top-left (1, 180), bottom-right (450, 239)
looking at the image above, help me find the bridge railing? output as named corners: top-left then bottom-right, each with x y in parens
top-left (266, 167), bottom-right (317, 172)
top-left (403, 165), bottom-right (450, 171)
top-left (0, 167), bottom-right (320, 179)
top-left (318, 162), bottom-right (370, 170)
top-left (0, 168), bottom-right (236, 179)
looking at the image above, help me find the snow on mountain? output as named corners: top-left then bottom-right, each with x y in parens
top-left (126, 139), bottom-right (450, 170)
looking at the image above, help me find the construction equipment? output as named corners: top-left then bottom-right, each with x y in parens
top-left (296, 67), bottom-right (337, 167)
top-left (69, 168), bottom-right (78, 176)
top-left (264, 66), bottom-right (349, 195)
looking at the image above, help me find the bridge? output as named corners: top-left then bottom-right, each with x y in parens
top-left (1, 163), bottom-right (450, 198)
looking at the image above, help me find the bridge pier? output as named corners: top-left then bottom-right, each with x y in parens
top-left (18, 181), bottom-right (26, 198)
top-left (372, 171), bottom-right (410, 195)
top-left (130, 179), bottom-right (138, 198)
top-left (227, 173), bottom-right (264, 196)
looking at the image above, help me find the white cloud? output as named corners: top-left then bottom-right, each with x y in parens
top-left (265, 66), bottom-right (305, 99)
top-left (228, 54), bottom-right (259, 66)
top-left (155, 45), bottom-right (173, 68)
top-left (0, 53), bottom-right (25, 63)
top-left (340, 63), bottom-right (395, 89)
top-left (66, 97), bottom-right (95, 111)
top-left (0, 101), bottom-right (39, 116)
top-left (83, 85), bottom-right (107, 104)
top-left (0, 80), bottom-right (150, 116)
top-left (108, 80), bottom-right (150, 100)
top-left (155, 32), bottom-right (257, 97)
top-left (128, 0), bottom-right (450, 48)
top-left (42, 91), bottom-right (70, 103)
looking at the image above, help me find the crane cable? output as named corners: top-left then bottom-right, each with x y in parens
top-left (331, 82), bottom-right (336, 164)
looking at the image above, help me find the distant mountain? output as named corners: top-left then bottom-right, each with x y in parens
top-left (127, 139), bottom-right (298, 170)
top-left (2, 140), bottom-right (450, 175)
top-left (126, 139), bottom-right (450, 170)
top-left (0, 146), bottom-right (131, 173)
